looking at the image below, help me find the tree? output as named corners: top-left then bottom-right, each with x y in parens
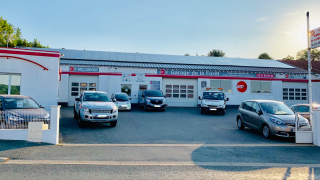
top-left (258, 53), bottom-right (273, 59)
top-left (0, 17), bottom-right (49, 48)
top-left (184, 53), bottom-right (190, 56)
top-left (282, 55), bottom-right (294, 60)
top-left (207, 49), bottom-right (225, 57)
top-left (296, 48), bottom-right (320, 61)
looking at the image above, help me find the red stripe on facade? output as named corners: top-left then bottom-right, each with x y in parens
top-left (0, 56), bottom-right (49, 70)
top-left (145, 73), bottom-right (310, 82)
top-left (61, 71), bottom-right (122, 76)
top-left (0, 48), bottom-right (60, 57)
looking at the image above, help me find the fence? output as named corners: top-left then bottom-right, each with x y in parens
top-left (0, 105), bottom-right (60, 144)
top-left (0, 110), bottom-right (50, 129)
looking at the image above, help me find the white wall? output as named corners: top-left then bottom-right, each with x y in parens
top-left (0, 53), bottom-right (60, 112)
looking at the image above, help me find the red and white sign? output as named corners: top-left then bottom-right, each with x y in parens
top-left (236, 81), bottom-right (247, 93)
top-left (69, 67), bottom-right (74, 71)
top-left (160, 69), bottom-right (166, 74)
top-left (256, 74), bottom-right (274, 78)
top-left (311, 27), bottom-right (320, 49)
top-left (285, 74), bottom-right (289, 78)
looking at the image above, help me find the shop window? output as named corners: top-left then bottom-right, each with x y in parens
top-left (251, 81), bottom-right (271, 93)
top-left (72, 87), bottom-right (79, 91)
top-left (80, 83), bottom-right (87, 87)
top-left (210, 80), bottom-right (232, 92)
top-left (121, 84), bottom-right (132, 96)
top-left (165, 84), bottom-right (195, 99)
top-left (283, 88), bottom-right (307, 101)
top-left (89, 83), bottom-right (96, 87)
top-left (0, 73), bottom-right (21, 95)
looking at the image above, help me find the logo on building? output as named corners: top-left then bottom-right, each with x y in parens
top-left (236, 81), bottom-right (247, 93)
top-left (69, 67), bottom-right (74, 71)
top-left (160, 69), bottom-right (166, 74)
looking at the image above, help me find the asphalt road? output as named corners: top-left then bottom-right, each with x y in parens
top-left (59, 107), bottom-right (295, 144)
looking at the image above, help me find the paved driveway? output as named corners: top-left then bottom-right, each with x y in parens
top-left (59, 107), bottom-right (294, 144)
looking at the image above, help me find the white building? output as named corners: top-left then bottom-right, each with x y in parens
top-left (2, 47), bottom-right (319, 108)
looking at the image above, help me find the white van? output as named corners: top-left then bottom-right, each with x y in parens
top-left (199, 88), bottom-right (229, 115)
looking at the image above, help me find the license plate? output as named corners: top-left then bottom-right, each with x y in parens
top-left (210, 108), bottom-right (217, 111)
top-left (291, 129), bottom-right (295, 132)
top-left (96, 115), bottom-right (107, 118)
top-left (154, 105), bottom-right (161, 107)
top-left (121, 105), bottom-right (127, 107)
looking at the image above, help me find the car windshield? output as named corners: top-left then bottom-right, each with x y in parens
top-left (145, 91), bottom-right (163, 97)
top-left (203, 92), bottom-right (224, 100)
top-left (83, 93), bottom-right (111, 102)
top-left (260, 102), bottom-right (294, 115)
top-left (4, 98), bottom-right (39, 109)
top-left (115, 94), bottom-right (129, 101)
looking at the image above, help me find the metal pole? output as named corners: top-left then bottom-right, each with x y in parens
top-left (307, 12), bottom-right (313, 125)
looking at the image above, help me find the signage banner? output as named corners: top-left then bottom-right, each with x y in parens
top-left (311, 27), bottom-right (320, 49)
top-left (69, 66), bottom-right (99, 72)
top-left (122, 73), bottom-right (131, 82)
top-left (136, 73), bottom-right (145, 82)
top-left (150, 81), bottom-right (160, 90)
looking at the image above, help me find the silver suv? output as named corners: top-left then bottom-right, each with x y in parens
top-left (236, 100), bottom-right (309, 138)
top-left (74, 91), bottom-right (118, 127)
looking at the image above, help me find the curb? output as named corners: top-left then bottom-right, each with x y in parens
top-left (0, 157), bottom-right (9, 163)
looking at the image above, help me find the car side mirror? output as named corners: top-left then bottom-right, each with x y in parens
top-left (257, 110), bottom-right (263, 116)
top-left (40, 105), bottom-right (45, 108)
top-left (129, 98), bottom-right (132, 100)
top-left (199, 96), bottom-right (202, 100)
top-left (226, 98), bottom-right (229, 101)
top-left (75, 97), bottom-right (80, 101)
top-left (113, 98), bottom-right (117, 102)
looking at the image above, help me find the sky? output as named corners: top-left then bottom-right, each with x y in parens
top-left (1, 0), bottom-right (320, 60)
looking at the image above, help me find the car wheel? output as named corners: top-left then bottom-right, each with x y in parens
top-left (73, 108), bottom-right (78, 119)
top-left (78, 112), bottom-right (85, 128)
top-left (162, 109), bottom-right (166, 112)
top-left (237, 117), bottom-right (245, 130)
top-left (137, 102), bottom-right (140, 108)
top-left (110, 121), bottom-right (117, 127)
top-left (201, 108), bottom-right (205, 114)
top-left (262, 124), bottom-right (271, 139)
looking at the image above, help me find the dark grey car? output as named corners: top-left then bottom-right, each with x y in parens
top-left (236, 100), bottom-right (309, 138)
top-left (138, 90), bottom-right (167, 111)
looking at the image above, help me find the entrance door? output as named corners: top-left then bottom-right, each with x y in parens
top-left (162, 78), bottom-right (197, 107)
top-left (282, 82), bottom-right (308, 107)
top-left (68, 75), bottom-right (99, 106)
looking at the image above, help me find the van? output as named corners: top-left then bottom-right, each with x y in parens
top-left (138, 90), bottom-right (167, 111)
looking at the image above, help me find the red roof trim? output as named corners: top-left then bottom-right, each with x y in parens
top-left (0, 56), bottom-right (49, 70)
top-left (61, 71), bottom-right (122, 76)
top-left (0, 48), bottom-right (60, 57)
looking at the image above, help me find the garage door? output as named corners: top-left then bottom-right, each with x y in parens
top-left (282, 82), bottom-right (308, 107)
top-left (68, 75), bottom-right (99, 106)
top-left (162, 78), bottom-right (197, 107)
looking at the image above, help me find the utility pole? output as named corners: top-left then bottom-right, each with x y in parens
top-left (307, 12), bottom-right (313, 124)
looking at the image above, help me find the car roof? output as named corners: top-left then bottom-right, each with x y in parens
top-left (0, 95), bottom-right (30, 99)
top-left (245, 100), bottom-right (284, 103)
top-left (82, 91), bottom-right (108, 94)
top-left (292, 104), bottom-right (320, 106)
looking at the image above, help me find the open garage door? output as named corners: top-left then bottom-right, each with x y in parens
top-left (162, 78), bottom-right (197, 107)
top-left (282, 82), bottom-right (308, 107)
top-left (68, 75), bottom-right (99, 106)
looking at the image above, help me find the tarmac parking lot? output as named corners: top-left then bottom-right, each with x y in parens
top-left (59, 107), bottom-right (295, 144)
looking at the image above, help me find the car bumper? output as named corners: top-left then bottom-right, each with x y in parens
top-left (269, 124), bottom-right (296, 137)
top-left (117, 105), bottom-right (131, 111)
top-left (81, 113), bottom-right (118, 123)
top-left (201, 107), bottom-right (225, 112)
top-left (146, 104), bottom-right (167, 109)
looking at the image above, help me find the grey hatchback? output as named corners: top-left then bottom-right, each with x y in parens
top-left (237, 100), bottom-right (309, 138)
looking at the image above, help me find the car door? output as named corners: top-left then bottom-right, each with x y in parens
top-left (249, 102), bottom-right (264, 130)
top-left (240, 101), bottom-right (254, 127)
top-left (75, 94), bottom-right (83, 113)
top-left (141, 91), bottom-right (146, 104)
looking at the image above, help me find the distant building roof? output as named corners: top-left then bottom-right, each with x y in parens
top-left (279, 60), bottom-right (320, 74)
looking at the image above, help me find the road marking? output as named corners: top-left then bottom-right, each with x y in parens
top-left (58, 143), bottom-right (314, 147)
top-left (3, 160), bottom-right (320, 167)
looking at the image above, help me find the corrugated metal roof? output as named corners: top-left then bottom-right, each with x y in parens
top-left (60, 59), bottom-right (308, 74)
top-left (21, 47), bottom-right (294, 69)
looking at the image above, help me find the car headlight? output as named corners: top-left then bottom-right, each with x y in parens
top-left (270, 117), bottom-right (286, 125)
top-left (112, 106), bottom-right (118, 113)
top-left (82, 106), bottom-right (89, 112)
top-left (146, 99), bottom-right (150, 102)
top-left (7, 114), bottom-right (24, 121)
top-left (44, 113), bottom-right (50, 119)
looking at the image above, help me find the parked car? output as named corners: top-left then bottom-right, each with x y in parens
top-left (74, 91), bottom-right (118, 127)
top-left (0, 95), bottom-right (50, 129)
top-left (236, 100), bottom-right (309, 138)
top-left (111, 92), bottom-right (131, 111)
top-left (290, 104), bottom-right (320, 121)
top-left (198, 88), bottom-right (229, 115)
top-left (138, 90), bottom-right (167, 111)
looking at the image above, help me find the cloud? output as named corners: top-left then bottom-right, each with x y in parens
top-left (284, 31), bottom-right (295, 36)
top-left (256, 16), bottom-right (269, 21)
top-left (283, 11), bottom-right (301, 16)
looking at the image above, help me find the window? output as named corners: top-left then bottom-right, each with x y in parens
top-left (165, 84), bottom-right (194, 98)
top-left (298, 106), bottom-right (310, 113)
top-left (244, 101), bottom-right (253, 111)
top-left (251, 81), bottom-right (271, 93)
top-left (121, 84), bottom-right (132, 96)
top-left (210, 80), bottom-right (232, 92)
top-left (139, 85), bottom-right (148, 90)
top-left (283, 88), bottom-right (307, 101)
top-left (291, 106), bottom-right (298, 112)
top-left (0, 73), bottom-right (21, 95)
top-left (252, 102), bottom-right (261, 112)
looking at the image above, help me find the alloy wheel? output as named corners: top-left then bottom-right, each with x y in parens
top-left (263, 126), bottom-right (270, 138)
